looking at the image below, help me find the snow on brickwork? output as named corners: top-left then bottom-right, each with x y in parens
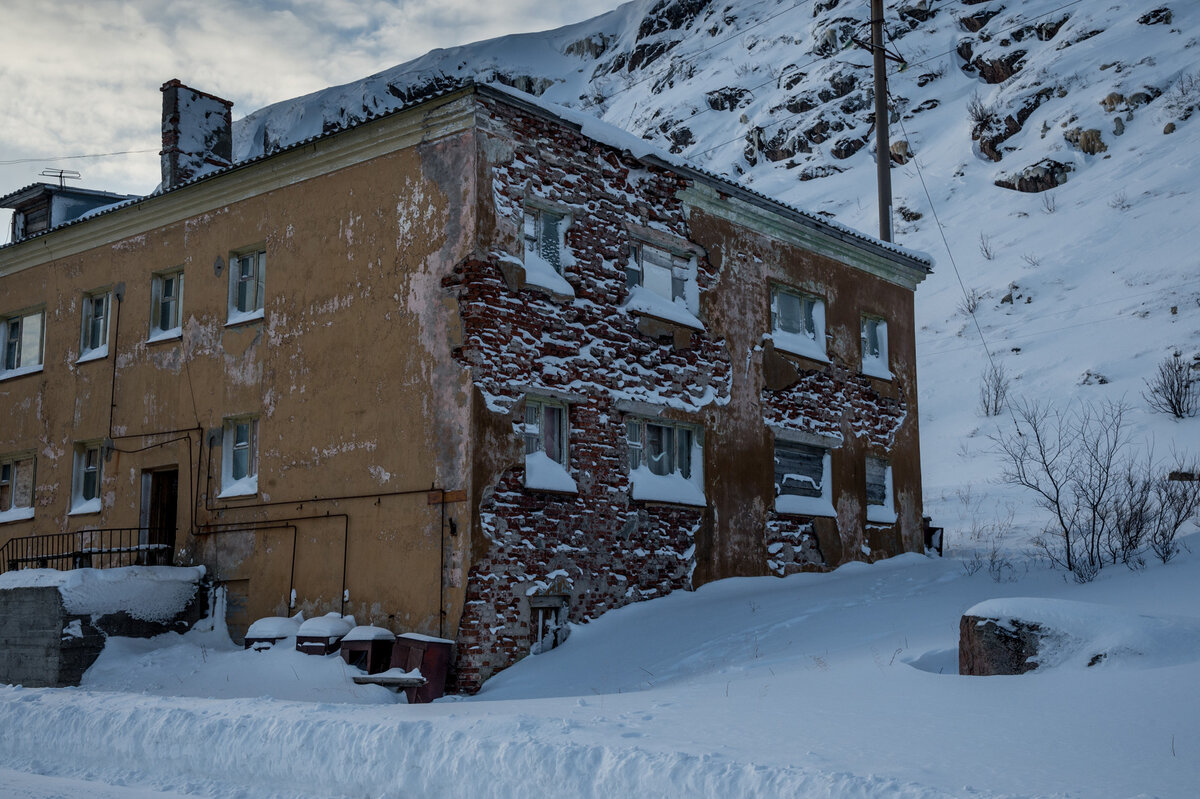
top-left (764, 518), bottom-right (821, 577)
top-left (761, 364), bottom-right (907, 449)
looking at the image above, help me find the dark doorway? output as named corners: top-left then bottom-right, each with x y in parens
top-left (142, 469), bottom-right (178, 566)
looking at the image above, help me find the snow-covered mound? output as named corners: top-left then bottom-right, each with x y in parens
top-left (227, 0), bottom-right (1200, 547)
top-left (5, 545), bottom-right (1199, 797)
top-left (966, 596), bottom-right (1200, 670)
top-left (0, 566), bottom-right (204, 623)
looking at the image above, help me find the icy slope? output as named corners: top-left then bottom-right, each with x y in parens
top-left (233, 0), bottom-right (1200, 546)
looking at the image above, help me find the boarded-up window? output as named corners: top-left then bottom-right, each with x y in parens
top-left (775, 441), bottom-right (824, 499)
top-left (866, 456), bottom-right (889, 507)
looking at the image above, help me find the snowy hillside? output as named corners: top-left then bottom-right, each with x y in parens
top-left (235, 0), bottom-right (1200, 548)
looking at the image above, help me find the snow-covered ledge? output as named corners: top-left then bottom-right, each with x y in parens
top-left (218, 475), bottom-right (258, 499)
top-left (622, 286), bottom-right (705, 331)
top-left (775, 452), bottom-right (835, 517)
top-left (524, 451), bottom-right (578, 494)
top-left (0, 506), bottom-right (35, 524)
top-left (629, 466), bottom-right (706, 507)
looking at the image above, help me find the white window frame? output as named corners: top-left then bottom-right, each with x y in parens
top-left (770, 286), bottom-right (828, 363)
top-left (70, 442), bottom-right (103, 515)
top-left (626, 416), bottom-right (705, 506)
top-left (227, 249), bottom-right (266, 325)
top-left (522, 397), bottom-right (577, 493)
top-left (866, 455), bottom-right (897, 524)
top-left (861, 316), bottom-right (892, 380)
top-left (773, 440), bottom-right (835, 518)
top-left (1, 308), bottom-right (45, 379)
top-left (220, 416), bottom-right (259, 498)
top-left (78, 290), bottom-right (112, 363)
top-left (0, 452), bottom-right (36, 523)
top-left (150, 267), bottom-right (184, 341)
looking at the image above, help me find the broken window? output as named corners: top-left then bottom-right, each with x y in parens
top-left (79, 290), bottom-right (111, 360)
top-left (523, 398), bottom-right (576, 492)
top-left (626, 416), bottom-right (705, 506)
top-left (866, 455), bottom-right (896, 524)
top-left (228, 249), bottom-right (265, 323)
top-left (524, 208), bottom-right (565, 274)
top-left (2, 309), bottom-right (44, 377)
top-left (529, 594), bottom-right (569, 654)
top-left (220, 416), bottom-right (259, 498)
top-left (771, 287), bottom-right (827, 362)
top-left (71, 442), bottom-right (103, 513)
top-left (151, 268), bottom-right (184, 339)
top-left (0, 453), bottom-right (35, 517)
top-left (627, 418), bottom-right (695, 479)
top-left (628, 242), bottom-right (694, 305)
top-left (861, 316), bottom-right (891, 379)
top-left (524, 398), bottom-right (567, 465)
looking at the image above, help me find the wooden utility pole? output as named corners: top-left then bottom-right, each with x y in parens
top-left (870, 0), bottom-right (892, 242)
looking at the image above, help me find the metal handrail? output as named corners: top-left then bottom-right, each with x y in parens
top-left (0, 527), bottom-right (173, 574)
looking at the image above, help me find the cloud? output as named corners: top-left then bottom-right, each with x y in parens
top-left (0, 0), bottom-right (622, 219)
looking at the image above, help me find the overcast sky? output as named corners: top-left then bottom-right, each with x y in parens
top-left (0, 0), bottom-right (623, 243)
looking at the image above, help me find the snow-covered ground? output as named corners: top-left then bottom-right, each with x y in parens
top-left (3, 546), bottom-right (1200, 797)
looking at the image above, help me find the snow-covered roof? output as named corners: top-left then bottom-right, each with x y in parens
top-left (1, 80), bottom-right (929, 274)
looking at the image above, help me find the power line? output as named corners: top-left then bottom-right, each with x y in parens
top-left (0, 148), bottom-right (157, 167)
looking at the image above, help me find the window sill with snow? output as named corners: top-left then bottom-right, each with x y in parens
top-left (629, 466), bottom-right (706, 508)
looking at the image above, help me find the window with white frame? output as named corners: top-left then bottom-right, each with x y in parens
top-left (774, 440), bottom-right (835, 517)
top-left (228, 249), bottom-right (265, 323)
top-left (0, 453), bottom-right (35, 522)
top-left (71, 442), bottom-right (103, 514)
top-left (771, 287), bottom-right (827, 362)
top-left (522, 398), bottom-right (577, 492)
top-left (865, 455), bottom-right (897, 524)
top-left (150, 268), bottom-right (184, 340)
top-left (624, 242), bottom-right (700, 326)
top-left (626, 417), bottom-right (705, 506)
top-left (2, 309), bottom-right (44, 378)
top-left (861, 316), bottom-right (891, 380)
top-left (220, 417), bottom-right (259, 497)
top-left (79, 290), bottom-right (112, 361)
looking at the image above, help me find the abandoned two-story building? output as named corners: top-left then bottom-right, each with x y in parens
top-left (0, 79), bottom-right (929, 691)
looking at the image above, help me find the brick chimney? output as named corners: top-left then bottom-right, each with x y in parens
top-left (160, 79), bottom-right (234, 190)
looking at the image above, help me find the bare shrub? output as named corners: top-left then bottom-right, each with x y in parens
top-left (1021, 253), bottom-right (1041, 268)
top-left (967, 91), bottom-right (998, 128)
top-left (1108, 190), bottom-right (1132, 211)
top-left (978, 233), bottom-right (995, 261)
top-left (992, 399), bottom-right (1200, 580)
top-left (1041, 192), bottom-right (1057, 214)
top-left (979, 361), bottom-right (1010, 417)
top-left (1143, 352), bottom-right (1198, 418)
top-left (957, 287), bottom-right (985, 316)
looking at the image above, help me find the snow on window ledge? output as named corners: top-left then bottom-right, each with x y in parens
top-left (524, 451), bottom-right (578, 494)
top-left (218, 475), bottom-right (259, 499)
top-left (775, 495), bottom-right (836, 518)
top-left (68, 498), bottom-right (102, 516)
top-left (767, 331), bottom-right (829, 364)
top-left (147, 327), bottom-right (183, 344)
top-left (867, 504), bottom-right (898, 525)
top-left (861, 356), bottom-right (893, 381)
top-left (0, 506), bottom-right (35, 524)
top-left (0, 364), bottom-right (43, 381)
top-left (629, 465), bottom-right (706, 507)
top-left (623, 286), bottom-right (704, 331)
top-left (226, 308), bottom-right (265, 327)
top-left (76, 345), bottom-right (109, 364)
top-left (517, 252), bottom-right (575, 299)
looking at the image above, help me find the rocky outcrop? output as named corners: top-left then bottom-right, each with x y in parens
top-left (994, 159), bottom-right (1072, 192)
top-left (960, 613), bottom-right (1043, 675)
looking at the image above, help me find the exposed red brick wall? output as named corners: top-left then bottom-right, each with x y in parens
top-left (447, 97), bottom-right (905, 692)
